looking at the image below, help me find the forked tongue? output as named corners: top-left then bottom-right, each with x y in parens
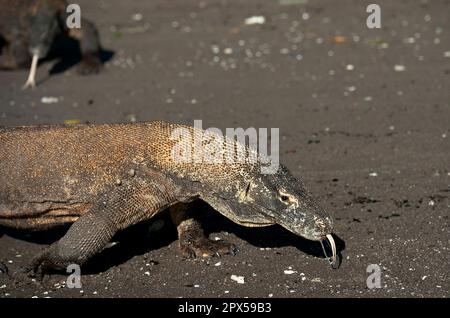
top-left (22, 53), bottom-right (39, 90)
top-left (320, 234), bottom-right (338, 269)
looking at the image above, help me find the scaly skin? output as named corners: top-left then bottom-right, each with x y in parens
top-left (0, 122), bottom-right (334, 275)
top-left (0, 0), bottom-right (102, 74)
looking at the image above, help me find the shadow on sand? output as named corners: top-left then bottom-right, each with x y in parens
top-left (0, 200), bottom-right (345, 274)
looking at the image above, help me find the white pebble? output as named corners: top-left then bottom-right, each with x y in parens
top-left (245, 16), bottom-right (265, 25)
top-left (41, 96), bottom-right (59, 104)
top-left (394, 65), bottom-right (406, 72)
top-left (132, 13), bottom-right (143, 22)
top-left (224, 48), bottom-right (233, 55)
top-left (346, 64), bottom-right (354, 71)
top-left (284, 270), bottom-right (297, 275)
top-left (231, 275), bottom-right (245, 284)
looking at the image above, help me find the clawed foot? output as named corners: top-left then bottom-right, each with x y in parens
top-left (180, 238), bottom-right (239, 259)
top-left (22, 246), bottom-right (67, 280)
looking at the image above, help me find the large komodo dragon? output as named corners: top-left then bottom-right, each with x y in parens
top-left (0, 122), bottom-right (337, 275)
top-left (0, 0), bottom-right (102, 89)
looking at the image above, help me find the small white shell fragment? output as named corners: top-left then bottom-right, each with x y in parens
top-left (132, 13), bottom-right (143, 21)
top-left (346, 64), bottom-right (354, 71)
top-left (245, 16), bottom-right (266, 25)
top-left (41, 96), bottom-right (59, 104)
top-left (369, 172), bottom-right (378, 177)
top-left (283, 270), bottom-right (297, 275)
top-left (394, 65), bottom-right (406, 72)
top-left (231, 275), bottom-right (245, 284)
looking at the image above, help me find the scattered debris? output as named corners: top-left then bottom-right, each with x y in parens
top-left (231, 275), bottom-right (245, 284)
top-left (41, 96), bottom-right (59, 104)
top-left (394, 65), bottom-right (406, 72)
top-left (245, 16), bottom-right (266, 25)
top-left (127, 114), bottom-right (137, 123)
top-left (333, 36), bottom-right (347, 44)
top-left (132, 13), bottom-right (143, 22)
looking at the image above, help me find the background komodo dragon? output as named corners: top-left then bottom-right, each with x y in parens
top-left (0, 122), bottom-right (336, 276)
top-left (0, 0), bottom-right (102, 88)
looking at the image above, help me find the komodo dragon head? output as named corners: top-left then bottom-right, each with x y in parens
top-left (164, 122), bottom-right (337, 266)
top-left (199, 163), bottom-right (335, 263)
